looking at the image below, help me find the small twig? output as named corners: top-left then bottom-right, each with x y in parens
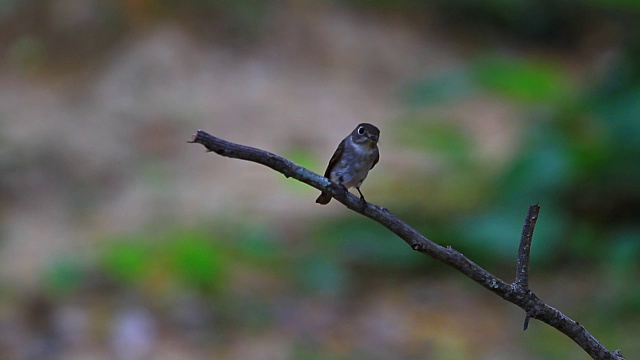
top-left (524, 311), bottom-right (532, 331)
top-left (189, 130), bottom-right (625, 360)
top-left (515, 203), bottom-right (540, 290)
top-left (515, 204), bottom-right (539, 331)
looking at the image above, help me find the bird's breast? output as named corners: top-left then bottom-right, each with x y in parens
top-left (329, 141), bottom-right (377, 188)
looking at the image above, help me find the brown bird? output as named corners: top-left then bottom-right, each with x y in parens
top-left (316, 123), bottom-right (380, 205)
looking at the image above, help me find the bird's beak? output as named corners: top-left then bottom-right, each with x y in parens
top-left (369, 134), bottom-right (379, 142)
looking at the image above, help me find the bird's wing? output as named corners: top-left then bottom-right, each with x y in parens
top-left (323, 138), bottom-right (346, 178)
top-left (370, 147), bottom-right (379, 170)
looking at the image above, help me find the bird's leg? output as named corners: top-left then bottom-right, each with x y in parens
top-left (356, 186), bottom-right (367, 209)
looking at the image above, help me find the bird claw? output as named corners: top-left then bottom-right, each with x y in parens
top-left (358, 196), bottom-right (367, 211)
top-left (355, 187), bottom-right (367, 211)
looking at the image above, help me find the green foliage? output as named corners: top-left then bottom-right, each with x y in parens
top-left (164, 232), bottom-right (226, 290)
top-left (232, 224), bottom-right (288, 269)
top-left (460, 204), bottom-right (567, 265)
top-left (397, 118), bottom-right (474, 165)
top-left (94, 224), bottom-right (302, 296)
top-left (101, 237), bottom-right (152, 286)
top-left (609, 228), bottom-right (640, 279)
top-left (498, 121), bottom-right (575, 200)
top-left (404, 56), bottom-right (575, 105)
top-left (472, 56), bottom-right (575, 104)
top-left (292, 216), bottom-right (429, 295)
top-left (403, 69), bottom-right (477, 107)
top-left (283, 146), bottom-right (321, 193)
top-left (312, 217), bottom-right (425, 269)
top-left (399, 49), bottom-right (640, 269)
top-left (99, 228), bottom-right (230, 293)
top-left (296, 255), bottom-right (348, 296)
top-left (42, 258), bottom-right (86, 296)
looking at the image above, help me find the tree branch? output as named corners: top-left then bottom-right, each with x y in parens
top-left (516, 203), bottom-right (540, 330)
top-left (516, 203), bottom-right (539, 289)
top-left (189, 129), bottom-right (624, 360)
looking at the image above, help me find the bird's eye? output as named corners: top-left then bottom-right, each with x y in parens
top-left (357, 126), bottom-right (365, 135)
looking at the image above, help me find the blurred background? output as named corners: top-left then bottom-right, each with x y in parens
top-left (1, 0), bottom-right (639, 359)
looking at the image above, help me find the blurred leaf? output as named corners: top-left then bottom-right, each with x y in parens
top-left (234, 224), bottom-right (283, 265)
top-left (457, 204), bottom-right (565, 265)
top-left (498, 123), bottom-right (573, 199)
top-left (312, 217), bottom-right (424, 268)
top-left (43, 258), bottom-right (85, 295)
top-left (396, 118), bottom-right (474, 166)
top-left (400, 55), bottom-right (579, 107)
top-left (297, 255), bottom-right (347, 296)
top-left (285, 146), bottom-right (317, 170)
top-left (101, 240), bottom-right (151, 285)
top-left (471, 56), bottom-right (576, 103)
top-left (566, 119), bottom-right (612, 175)
top-left (402, 69), bottom-right (477, 106)
top-left (526, 323), bottom-right (585, 359)
top-left (165, 231), bottom-right (226, 290)
top-left (608, 227), bottom-right (640, 279)
top-left (595, 88), bottom-right (640, 152)
top-left (565, 221), bottom-right (606, 260)
top-left (457, 207), bottom-right (525, 264)
top-left (283, 146), bottom-right (320, 192)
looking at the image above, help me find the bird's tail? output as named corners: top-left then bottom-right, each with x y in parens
top-left (315, 192), bottom-right (332, 205)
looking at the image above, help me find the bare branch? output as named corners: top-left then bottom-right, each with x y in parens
top-left (189, 130), bottom-right (625, 360)
top-left (516, 203), bottom-right (540, 290)
top-left (515, 203), bottom-right (540, 331)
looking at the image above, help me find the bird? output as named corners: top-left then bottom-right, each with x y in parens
top-left (316, 123), bottom-right (380, 205)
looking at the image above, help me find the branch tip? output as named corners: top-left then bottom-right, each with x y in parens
top-left (515, 204), bottom-right (540, 290)
top-left (523, 314), bottom-right (531, 331)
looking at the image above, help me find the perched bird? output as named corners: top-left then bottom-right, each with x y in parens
top-left (316, 123), bottom-right (380, 205)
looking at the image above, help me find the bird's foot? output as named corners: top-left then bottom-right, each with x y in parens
top-left (358, 196), bottom-right (367, 211)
